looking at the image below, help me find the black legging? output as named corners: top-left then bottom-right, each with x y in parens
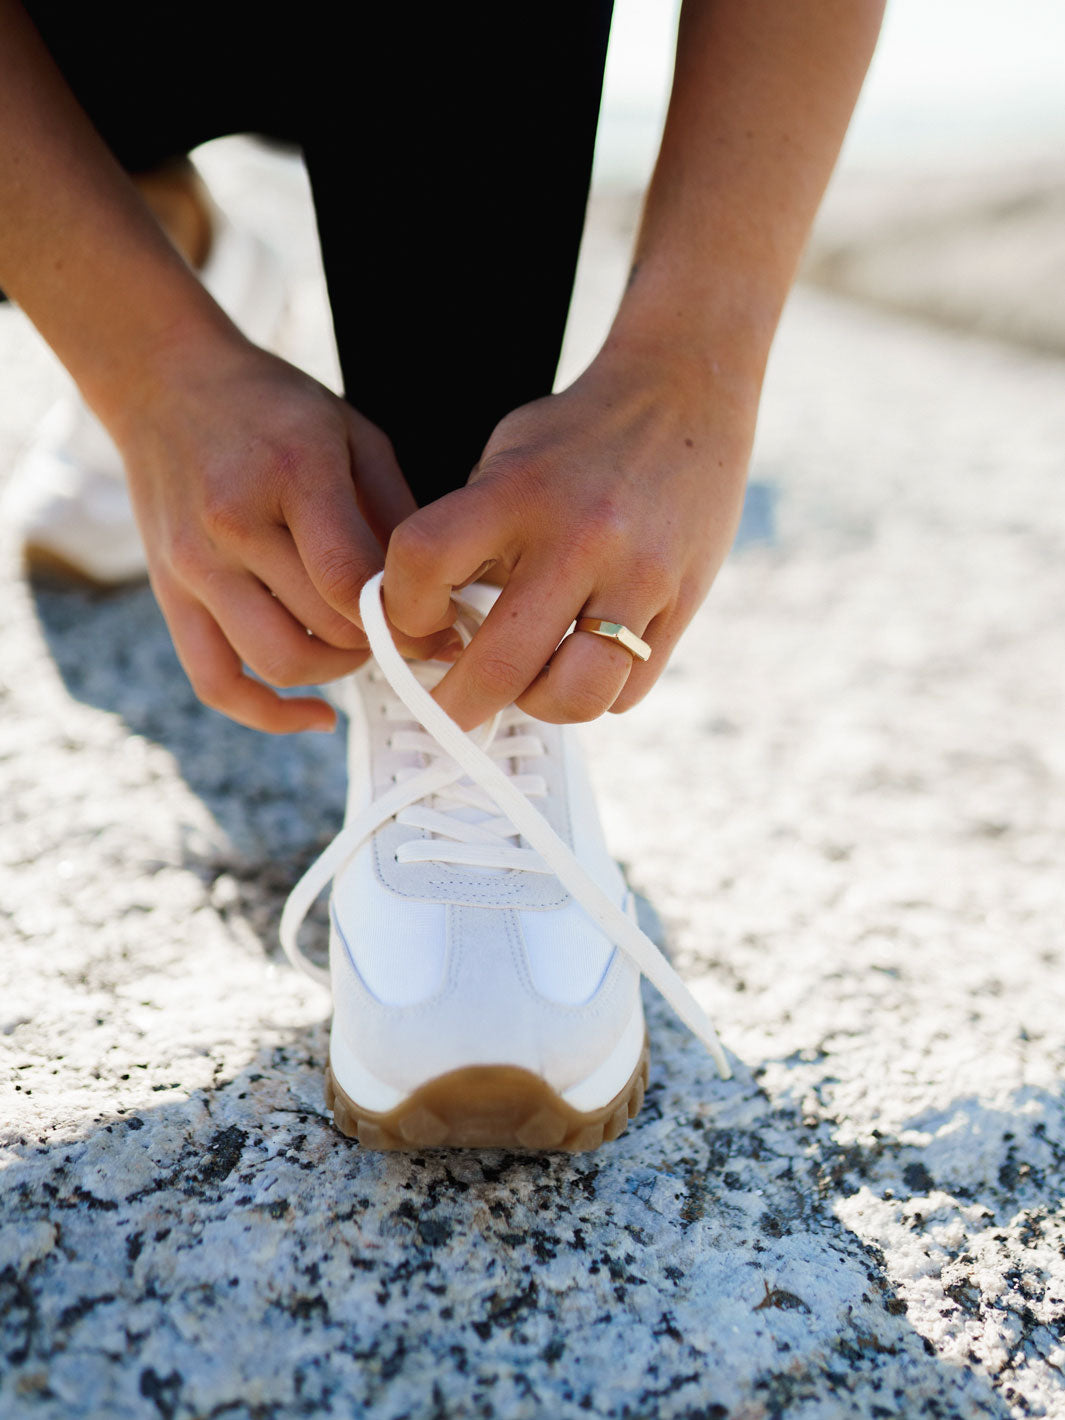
top-left (22, 2), bottom-right (615, 507)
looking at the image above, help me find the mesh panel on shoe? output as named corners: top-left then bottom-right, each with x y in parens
top-left (332, 852), bottom-right (448, 1007)
top-left (520, 900), bottom-right (616, 1005)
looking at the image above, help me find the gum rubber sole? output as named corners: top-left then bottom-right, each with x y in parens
top-left (325, 1035), bottom-right (651, 1152)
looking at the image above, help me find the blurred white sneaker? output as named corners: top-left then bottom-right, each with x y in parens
top-left (3, 212), bottom-right (289, 585)
top-left (281, 573), bottom-right (731, 1152)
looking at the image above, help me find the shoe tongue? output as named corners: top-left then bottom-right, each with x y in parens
top-left (399, 651), bottom-right (523, 867)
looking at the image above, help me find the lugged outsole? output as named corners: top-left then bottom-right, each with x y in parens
top-left (324, 1035), bottom-right (651, 1152)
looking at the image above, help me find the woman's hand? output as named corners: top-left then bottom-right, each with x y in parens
top-left (379, 0), bottom-right (884, 734)
top-left (114, 341), bottom-right (451, 734)
top-left (382, 342), bottom-right (760, 730)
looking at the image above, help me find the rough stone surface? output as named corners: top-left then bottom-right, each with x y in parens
top-left (2, 140), bottom-right (1065, 1418)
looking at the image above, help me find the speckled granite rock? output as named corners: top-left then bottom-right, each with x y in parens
top-left (2, 143), bottom-right (1065, 1419)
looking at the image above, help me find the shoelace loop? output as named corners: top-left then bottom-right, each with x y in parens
top-left (279, 571), bottom-right (731, 1080)
top-left (381, 672), bottom-right (552, 873)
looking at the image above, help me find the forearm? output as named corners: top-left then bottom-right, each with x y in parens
top-left (0, 0), bottom-right (238, 432)
top-left (608, 0), bottom-right (885, 383)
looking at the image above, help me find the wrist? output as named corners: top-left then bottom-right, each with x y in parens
top-left (87, 292), bottom-right (252, 447)
top-left (604, 248), bottom-right (785, 398)
top-left (589, 283), bottom-right (771, 436)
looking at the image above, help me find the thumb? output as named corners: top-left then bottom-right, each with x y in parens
top-left (383, 477), bottom-right (518, 638)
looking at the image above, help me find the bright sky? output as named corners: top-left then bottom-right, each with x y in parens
top-left (595, 0), bottom-right (1065, 186)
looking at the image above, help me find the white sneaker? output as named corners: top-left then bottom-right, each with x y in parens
top-left (281, 572), bottom-right (730, 1152)
top-left (3, 212), bottom-right (289, 585)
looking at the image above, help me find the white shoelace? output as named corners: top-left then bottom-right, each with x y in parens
top-left (381, 668), bottom-right (553, 874)
top-left (279, 571), bottom-right (731, 1080)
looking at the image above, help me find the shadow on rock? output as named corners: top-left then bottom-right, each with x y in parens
top-left (755, 1047), bottom-right (1065, 1418)
top-left (2, 989), bottom-right (1012, 1420)
top-left (30, 577), bottom-right (346, 944)
top-left (15, 576), bottom-right (1016, 1418)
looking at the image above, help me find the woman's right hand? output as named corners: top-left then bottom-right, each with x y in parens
top-left (113, 340), bottom-right (453, 734)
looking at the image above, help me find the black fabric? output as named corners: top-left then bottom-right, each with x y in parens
top-left (21, 2), bottom-right (615, 505)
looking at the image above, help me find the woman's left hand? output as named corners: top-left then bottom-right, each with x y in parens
top-left (382, 343), bottom-right (760, 730)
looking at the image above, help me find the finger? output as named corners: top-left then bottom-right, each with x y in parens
top-left (250, 534), bottom-right (458, 662)
top-left (341, 404), bottom-right (418, 545)
top-left (608, 607), bottom-right (677, 714)
top-left (245, 529), bottom-right (369, 651)
top-left (197, 569), bottom-right (370, 689)
top-left (157, 576), bottom-right (337, 734)
top-left (431, 561), bottom-right (589, 730)
top-left (519, 593), bottom-right (656, 723)
top-left (283, 466), bottom-right (390, 629)
top-left (384, 480), bottom-right (520, 639)
top-left (517, 621), bottom-right (638, 723)
top-left (283, 462), bottom-right (455, 661)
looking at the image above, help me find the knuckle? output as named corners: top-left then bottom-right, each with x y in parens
top-left (551, 680), bottom-right (612, 723)
top-left (473, 654), bottom-right (528, 701)
top-left (586, 498), bottom-right (629, 544)
top-left (558, 500), bottom-right (630, 569)
top-left (269, 441), bottom-right (304, 483)
top-left (271, 442), bottom-right (337, 510)
top-left (168, 532), bottom-right (210, 585)
top-left (475, 450), bottom-right (553, 518)
top-left (475, 446), bottom-right (527, 485)
top-left (201, 487), bottom-right (251, 546)
top-left (266, 434), bottom-right (330, 494)
top-left (314, 547), bottom-right (368, 612)
top-left (320, 616), bottom-right (367, 651)
top-left (254, 649), bottom-right (308, 690)
top-left (388, 515), bottom-right (445, 578)
top-left (628, 551), bottom-right (674, 606)
top-left (356, 418), bottom-right (398, 466)
top-left (189, 666), bottom-right (230, 712)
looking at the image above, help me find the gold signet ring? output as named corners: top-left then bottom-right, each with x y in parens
top-left (574, 617), bottom-right (652, 663)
